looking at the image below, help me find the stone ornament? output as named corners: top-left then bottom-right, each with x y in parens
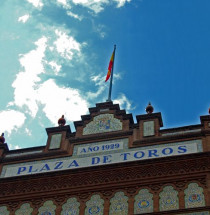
top-left (83, 114), bottom-right (122, 135)
top-left (159, 186), bottom-right (179, 211)
top-left (109, 192), bottom-right (128, 215)
top-left (85, 194), bottom-right (104, 215)
top-left (38, 200), bottom-right (56, 215)
top-left (134, 189), bottom-right (153, 214)
top-left (61, 197), bottom-right (80, 215)
top-left (184, 183), bottom-right (205, 208)
top-left (15, 203), bottom-right (33, 215)
top-left (0, 206), bottom-right (9, 215)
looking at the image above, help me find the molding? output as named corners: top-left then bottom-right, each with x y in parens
top-left (0, 153), bottom-right (209, 202)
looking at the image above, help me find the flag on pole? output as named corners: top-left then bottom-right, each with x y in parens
top-left (105, 50), bottom-right (115, 82)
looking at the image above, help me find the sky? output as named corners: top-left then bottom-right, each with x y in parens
top-left (0, 0), bottom-right (210, 150)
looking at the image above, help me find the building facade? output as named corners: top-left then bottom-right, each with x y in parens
top-left (0, 101), bottom-right (210, 215)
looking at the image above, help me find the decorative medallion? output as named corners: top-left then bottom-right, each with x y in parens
top-left (15, 203), bottom-right (33, 215)
top-left (61, 197), bottom-right (80, 215)
top-left (184, 183), bottom-right (205, 208)
top-left (134, 189), bottom-right (153, 214)
top-left (85, 194), bottom-right (104, 215)
top-left (159, 186), bottom-right (179, 211)
top-left (0, 206), bottom-right (9, 215)
top-left (38, 200), bottom-right (56, 215)
top-left (109, 192), bottom-right (128, 215)
top-left (83, 114), bottom-right (122, 135)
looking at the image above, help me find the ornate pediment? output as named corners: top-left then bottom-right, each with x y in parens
top-left (83, 114), bottom-right (122, 135)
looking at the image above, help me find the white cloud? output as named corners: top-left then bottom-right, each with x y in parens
top-left (69, 0), bottom-right (132, 13)
top-left (9, 28), bottom-right (87, 125)
top-left (113, 94), bottom-right (133, 111)
top-left (86, 74), bottom-right (106, 99)
top-left (27, 0), bottom-right (43, 8)
top-left (8, 144), bottom-right (21, 150)
top-left (57, 0), bottom-right (67, 5)
top-left (67, 11), bottom-right (83, 21)
top-left (25, 128), bottom-right (32, 136)
top-left (71, 0), bottom-right (108, 13)
top-left (48, 61), bottom-right (62, 75)
top-left (18, 14), bottom-right (30, 23)
top-left (0, 110), bottom-right (26, 135)
top-left (38, 79), bottom-right (89, 124)
top-left (12, 37), bottom-right (47, 117)
top-left (54, 29), bottom-right (81, 60)
top-left (114, 0), bottom-right (131, 7)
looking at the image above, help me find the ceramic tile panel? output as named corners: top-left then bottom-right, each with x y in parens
top-left (61, 197), bottom-right (80, 215)
top-left (83, 114), bottom-right (122, 135)
top-left (109, 192), bottom-right (128, 215)
top-left (38, 200), bottom-right (56, 215)
top-left (15, 203), bottom-right (33, 215)
top-left (159, 186), bottom-right (179, 211)
top-left (134, 189), bottom-right (153, 214)
top-left (0, 206), bottom-right (9, 215)
top-left (85, 194), bottom-right (104, 215)
top-left (185, 183), bottom-right (205, 208)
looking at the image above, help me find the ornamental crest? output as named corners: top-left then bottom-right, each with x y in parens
top-left (83, 114), bottom-right (122, 135)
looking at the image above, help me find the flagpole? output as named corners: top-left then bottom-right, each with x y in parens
top-left (107, 45), bottom-right (116, 102)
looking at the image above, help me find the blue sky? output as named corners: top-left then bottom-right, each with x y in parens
top-left (0, 0), bottom-right (210, 149)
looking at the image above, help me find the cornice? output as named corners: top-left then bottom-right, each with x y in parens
top-left (0, 152), bottom-right (209, 201)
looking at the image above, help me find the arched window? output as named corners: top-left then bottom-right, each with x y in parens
top-left (85, 194), bottom-right (104, 215)
top-left (185, 183), bottom-right (205, 208)
top-left (159, 186), bottom-right (179, 211)
top-left (134, 189), bottom-right (153, 214)
top-left (109, 192), bottom-right (128, 215)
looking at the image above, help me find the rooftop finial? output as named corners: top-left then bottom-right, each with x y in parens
top-left (58, 115), bottom-right (66, 126)
top-left (209, 107), bottom-right (210, 115)
top-left (146, 102), bottom-right (154, 114)
top-left (0, 133), bottom-right (5, 144)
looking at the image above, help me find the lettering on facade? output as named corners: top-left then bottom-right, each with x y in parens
top-left (0, 139), bottom-right (202, 178)
top-left (77, 141), bottom-right (124, 155)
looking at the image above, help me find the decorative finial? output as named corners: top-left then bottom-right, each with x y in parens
top-left (209, 107), bottom-right (210, 115)
top-left (0, 133), bottom-right (5, 144)
top-left (58, 115), bottom-right (66, 126)
top-left (146, 102), bottom-right (154, 114)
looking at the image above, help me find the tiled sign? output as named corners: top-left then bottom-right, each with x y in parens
top-left (0, 139), bottom-right (202, 178)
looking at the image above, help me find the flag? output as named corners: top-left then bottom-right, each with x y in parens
top-left (105, 51), bottom-right (114, 82)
